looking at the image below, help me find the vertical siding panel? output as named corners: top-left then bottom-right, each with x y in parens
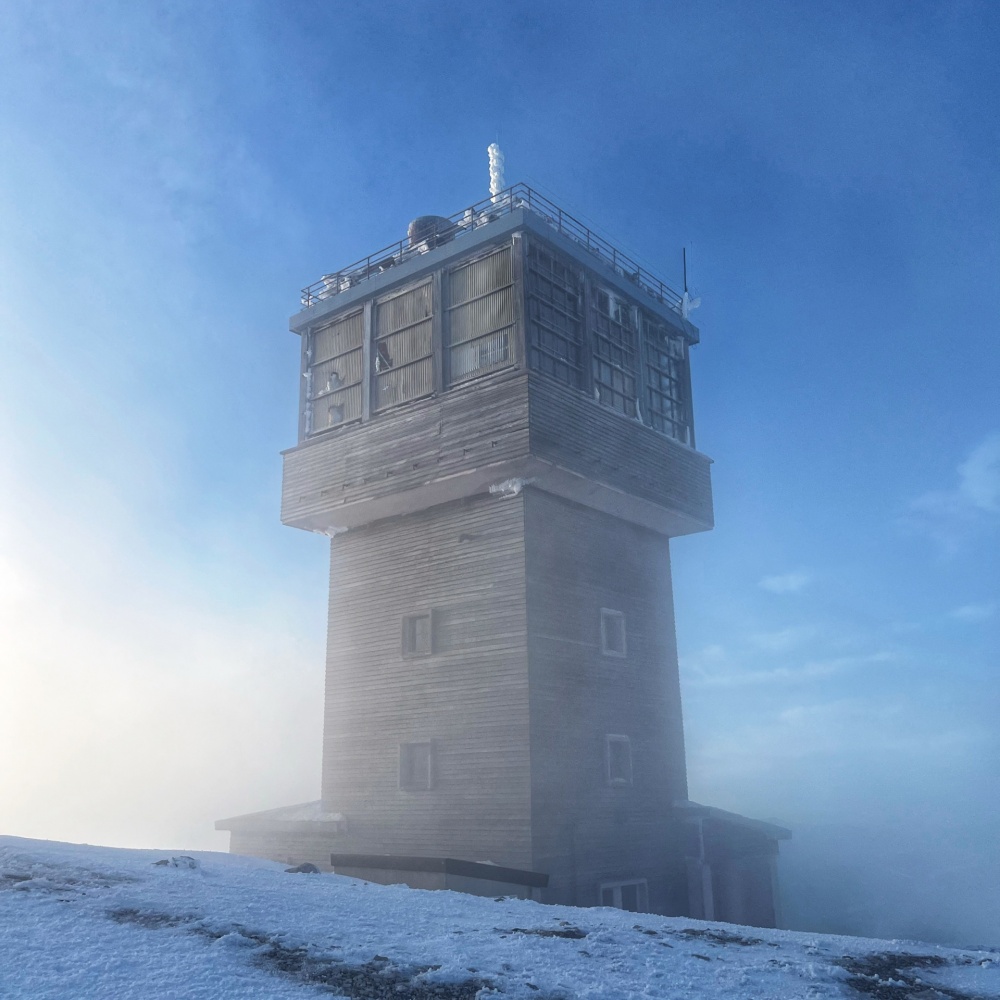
top-left (320, 493), bottom-right (532, 869)
top-left (525, 489), bottom-right (690, 914)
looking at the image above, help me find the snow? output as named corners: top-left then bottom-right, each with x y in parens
top-left (1, 836), bottom-right (996, 999)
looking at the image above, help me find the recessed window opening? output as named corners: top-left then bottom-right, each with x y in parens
top-left (600, 608), bottom-right (626, 657)
top-left (399, 742), bottom-right (433, 791)
top-left (606, 735), bottom-right (632, 786)
top-left (401, 613), bottom-right (433, 657)
top-left (599, 879), bottom-right (648, 912)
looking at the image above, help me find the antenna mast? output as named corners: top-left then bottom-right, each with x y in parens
top-left (488, 143), bottom-right (506, 204)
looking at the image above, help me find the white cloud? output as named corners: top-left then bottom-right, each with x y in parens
top-left (949, 601), bottom-right (997, 623)
top-left (958, 434), bottom-right (1000, 513)
top-left (750, 625), bottom-right (816, 651)
top-left (758, 571), bottom-right (810, 594)
top-left (684, 649), bottom-right (896, 688)
top-left (905, 432), bottom-right (1000, 550)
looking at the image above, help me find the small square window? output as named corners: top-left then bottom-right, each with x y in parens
top-left (606, 735), bottom-right (632, 785)
top-left (399, 742), bottom-right (433, 791)
top-left (600, 608), bottom-right (626, 657)
top-left (402, 613), bottom-right (433, 657)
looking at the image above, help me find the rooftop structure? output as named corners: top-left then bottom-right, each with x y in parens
top-left (299, 183), bottom-right (686, 316)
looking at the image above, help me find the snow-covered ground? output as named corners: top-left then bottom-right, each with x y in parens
top-left (1, 836), bottom-right (996, 1000)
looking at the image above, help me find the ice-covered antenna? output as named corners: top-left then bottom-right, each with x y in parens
top-left (488, 142), bottom-right (506, 203)
top-left (680, 245), bottom-right (701, 320)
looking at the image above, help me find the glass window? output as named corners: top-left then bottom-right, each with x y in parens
top-left (373, 279), bottom-right (434, 411)
top-left (447, 245), bottom-right (515, 384)
top-left (526, 241), bottom-right (585, 388)
top-left (642, 313), bottom-right (692, 444)
top-left (591, 287), bottom-right (639, 417)
top-left (306, 308), bottom-right (364, 434)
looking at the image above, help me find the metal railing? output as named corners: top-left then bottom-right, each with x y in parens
top-left (301, 183), bottom-right (684, 313)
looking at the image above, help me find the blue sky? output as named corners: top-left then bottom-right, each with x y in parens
top-left (1, 1), bottom-right (997, 946)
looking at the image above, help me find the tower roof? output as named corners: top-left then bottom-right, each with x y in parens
top-left (299, 183), bottom-right (687, 320)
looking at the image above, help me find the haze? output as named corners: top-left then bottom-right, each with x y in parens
top-left (1, 1), bottom-right (996, 949)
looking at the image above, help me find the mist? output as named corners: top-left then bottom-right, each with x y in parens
top-left (1, 0), bottom-right (997, 948)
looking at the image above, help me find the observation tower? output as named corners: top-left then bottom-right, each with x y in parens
top-left (218, 152), bottom-right (788, 925)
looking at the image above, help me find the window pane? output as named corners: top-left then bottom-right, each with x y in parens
top-left (447, 246), bottom-right (515, 384)
top-left (526, 242), bottom-right (584, 389)
top-left (591, 287), bottom-right (638, 417)
top-left (374, 280), bottom-right (434, 411)
top-left (642, 312), bottom-right (692, 444)
top-left (307, 309), bottom-right (364, 433)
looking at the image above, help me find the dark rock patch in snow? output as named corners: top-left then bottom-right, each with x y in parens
top-left (108, 907), bottom-right (199, 930)
top-left (251, 940), bottom-right (495, 1000)
top-left (2, 864), bottom-right (136, 894)
top-left (498, 926), bottom-right (587, 941)
top-left (837, 952), bottom-right (990, 1000)
top-left (0, 872), bottom-right (33, 889)
top-left (677, 926), bottom-right (768, 947)
top-left (104, 906), bottom-right (533, 999)
top-left (152, 856), bottom-right (200, 869)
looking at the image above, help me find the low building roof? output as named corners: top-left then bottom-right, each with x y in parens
top-left (673, 799), bottom-right (792, 840)
top-left (215, 801), bottom-right (345, 834)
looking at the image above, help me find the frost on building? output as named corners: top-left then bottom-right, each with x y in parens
top-left (216, 172), bottom-right (790, 927)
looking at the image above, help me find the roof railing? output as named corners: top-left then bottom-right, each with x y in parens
top-left (301, 183), bottom-right (684, 313)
